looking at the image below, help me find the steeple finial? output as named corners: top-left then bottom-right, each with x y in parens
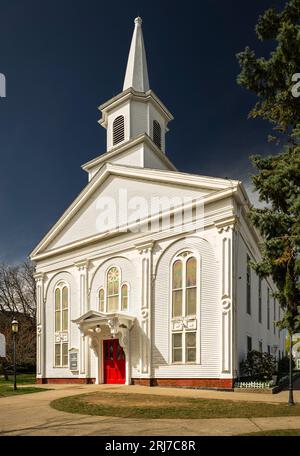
top-left (123, 17), bottom-right (150, 93)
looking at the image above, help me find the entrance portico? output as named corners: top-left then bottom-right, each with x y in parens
top-left (73, 310), bottom-right (136, 385)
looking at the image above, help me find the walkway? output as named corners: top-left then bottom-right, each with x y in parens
top-left (0, 383), bottom-right (300, 436)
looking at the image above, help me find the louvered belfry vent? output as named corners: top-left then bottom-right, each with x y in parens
top-left (113, 115), bottom-right (125, 146)
top-left (153, 120), bottom-right (161, 149)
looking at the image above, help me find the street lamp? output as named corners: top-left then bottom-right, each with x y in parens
top-left (288, 333), bottom-right (295, 406)
top-left (11, 320), bottom-right (18, 391)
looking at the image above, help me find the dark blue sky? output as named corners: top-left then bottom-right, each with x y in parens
top-left (0, 0), bottom-right (285, 263)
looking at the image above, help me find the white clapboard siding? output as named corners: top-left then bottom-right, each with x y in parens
top-left (235, 233), bottom-right (286, 369)
top-left (153, 235), bottom-right (221, 378)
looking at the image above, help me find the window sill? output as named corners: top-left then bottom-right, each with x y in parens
top-left (171, 362), bottom-right (197, 365)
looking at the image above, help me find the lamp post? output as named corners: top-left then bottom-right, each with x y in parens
top-left (11, 320), bottom-right (18, 391)
top-left (288, 332), bottom-right (295, 406)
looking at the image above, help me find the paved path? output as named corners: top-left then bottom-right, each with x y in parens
top-left (1, 383), bottom-right (300, 436)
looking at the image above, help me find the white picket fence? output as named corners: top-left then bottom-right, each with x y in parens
top-left (235, 381), bottom-right (272, 389)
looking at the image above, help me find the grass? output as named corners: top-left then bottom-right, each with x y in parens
top-left (51, 391), bottom-right (300, 419)
top-left (0, 373), bottom-right (48, 397)
top-left (241, 429), bottom-right (300, 436)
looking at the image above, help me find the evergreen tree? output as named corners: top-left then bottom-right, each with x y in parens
top-left (236, 0), bottom-right (300, 403)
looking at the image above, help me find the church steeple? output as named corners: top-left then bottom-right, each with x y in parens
top-left (123, 17), bottom-right (150, 93)
top-left (86, 17), bottom-right (176, 179)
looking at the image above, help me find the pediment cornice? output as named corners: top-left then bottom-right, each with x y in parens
top-left (30, 162), bottom-right (240, 261)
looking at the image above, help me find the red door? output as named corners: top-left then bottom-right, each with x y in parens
top-left (103, 339), bottom-right (126, 384)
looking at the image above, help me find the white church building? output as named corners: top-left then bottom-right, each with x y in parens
top-left (30, 17), bottom-right (285, 388)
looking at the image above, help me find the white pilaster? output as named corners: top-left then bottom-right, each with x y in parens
top-left (34, 272), bottom-right (45, 378)
top-left (75, 260), bottom-right (90, 377)
top-left (135, 241), bottom-right (153, 377)
top-left (217, 221), bottom-right (235, 377)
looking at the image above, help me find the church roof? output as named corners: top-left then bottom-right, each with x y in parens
top-left (123, 17), bottom-right (150, 92)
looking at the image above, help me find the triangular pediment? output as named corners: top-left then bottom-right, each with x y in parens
top-left (30, 163), bottom-right (238, 260)
top-left (73, 310), bottom-right (136, 327)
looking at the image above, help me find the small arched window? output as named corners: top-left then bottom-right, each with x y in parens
top-left (107, 267), bottom-right (120, 312)
top-left (153, 120), bottom-right (161, 149)
top-left (99, 288), bottom-right (105, 312)
top-left (121, 284), bottom-right (129, 311)
top-left (113, 115), bottom-right (125, 146)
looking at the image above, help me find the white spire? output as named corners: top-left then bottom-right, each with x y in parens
top-left (123, 17), bottom-right (150, 93)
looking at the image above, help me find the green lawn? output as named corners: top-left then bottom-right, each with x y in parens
top-left (0, 373), bottom-right (48, 397)
top-left (241, 429), bottom-right (300, 436)
top-left (51, 391), bottom-right (300, 419)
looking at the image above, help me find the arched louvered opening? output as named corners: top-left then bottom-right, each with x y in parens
top-left (113, 115), bottom-right (125, 145)
top-left (153, 120), bottom-right (161, 149)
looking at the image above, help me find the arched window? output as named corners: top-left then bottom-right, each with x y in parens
top-left (172, 260), bottom-right (183, 317)
top-left (98, 267), bottom-right (130, 312)
top-left (121, 284), bottom-right (129, 311)
top-left (113, 115), bottom-right (125, 146)
top-left (99, 288), bottom-right (105, 312)
top-left (107, 267), bottom-right (120, 312)
top-left (54, 282), bottom-right (69, 367)
top-left (171, 252), bottom-right (197, 364)
top-left (153, 120), bottom-right (161, 149)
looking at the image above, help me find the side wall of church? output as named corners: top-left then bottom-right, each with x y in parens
top-left (235, 219), bottom-right (286, 375)
top-left (152, 231), bottom-right (222, 379)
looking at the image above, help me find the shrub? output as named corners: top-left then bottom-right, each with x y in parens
top-left (240, 350), bottom-right (276, 380)
top-left (277, 356), bottom-right (295, 375)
